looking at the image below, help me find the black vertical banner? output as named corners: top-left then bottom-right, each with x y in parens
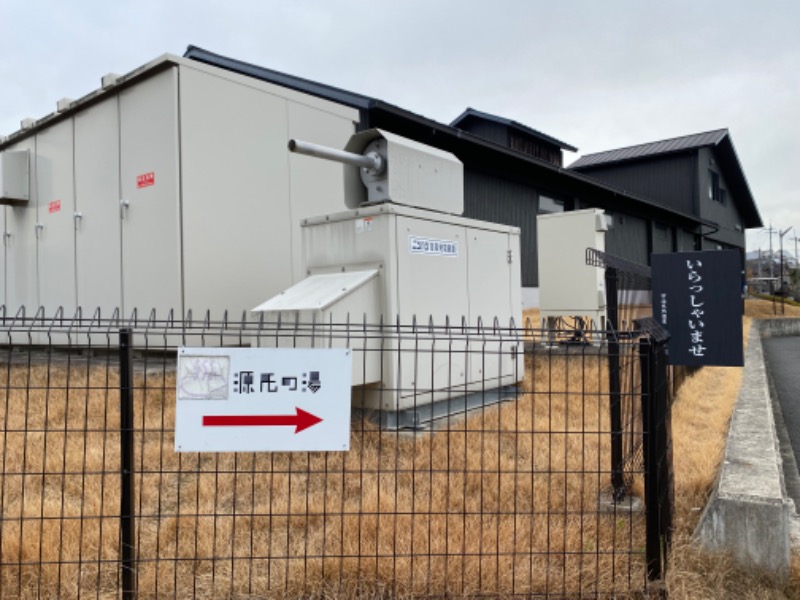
top-left (651, 250), bottom-right (743, 367)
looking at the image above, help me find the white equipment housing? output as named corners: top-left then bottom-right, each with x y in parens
top-left (537, 209), bottom-right (607, 331)
top-left (0, 151), bottom-right (30, 205)
top-left (254, 130), bottom-right (523, 423)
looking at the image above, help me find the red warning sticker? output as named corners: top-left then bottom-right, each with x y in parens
top-left (49, 200), bottom-right (61, 214)
top-left (137, 172), bottom-right (155, 188)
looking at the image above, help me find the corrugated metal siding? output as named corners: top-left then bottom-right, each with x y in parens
top-left (677, 228), bottom-right (697, 251)
top-left (457, 119), bottom-right (509, 147)
top-left (576, 153), bottom-right (697, 216)
top-left (606, 214), bottom-right (649, 266)
top-left (652, 222), bottom-right (673, 255)
top-left (698, 148), bottom-right (747, 248)
top-left (509, 131), bottom-right (562, 166)
top-left (462, 168), bottom-right (538, 285)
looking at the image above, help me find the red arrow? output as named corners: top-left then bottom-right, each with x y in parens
top-left (202, 408), bottom-right (323, 433)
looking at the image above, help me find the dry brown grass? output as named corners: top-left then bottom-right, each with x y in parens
top-left (3, 297), bottom-right (798, 598)
top-left (0, 350), bottom-right (651, 598)
top-left (745, 296), bottom-right (800, 319)
top-left (663, 299), bottom-right (800, 599)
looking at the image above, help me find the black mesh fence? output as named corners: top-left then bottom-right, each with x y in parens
top-left (0, 307), bottom-right (671, 598)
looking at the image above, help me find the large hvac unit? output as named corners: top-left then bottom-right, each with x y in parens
top-left (254, 129), bottom-right (523, 426)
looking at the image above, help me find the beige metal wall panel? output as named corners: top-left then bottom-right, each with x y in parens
top-left (74, 96), bottom-right (122, 316)
top-left (395, 216), bottom-right (469, 399)
top-left (288, 101), bottom-right (357, 282)
top-left (465, 229), bottom-right (523, 390)
top-left (179, 67), bottom-right (292, 320)
top-left (4, 137), bottom-right (38, 312)
top-left (466, 229), bottom-right (515, 324)
top-left (396, 216), bottom-right (469, 324)
top-left (36, 118), bottom-right (77, 315)
top-left (119, 67), bottom-right (181, 317)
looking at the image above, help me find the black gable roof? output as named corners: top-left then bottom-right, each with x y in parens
top-left (184, 45), bottom-right (375, 109)
top-left (569, 129), bottom-right (762, 229)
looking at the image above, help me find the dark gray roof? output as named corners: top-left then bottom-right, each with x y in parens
top-left (451, 107), bottom-right (578, 152)
top-left (568, 129), bottom-right (728, 169)
top-left (569, 129), bottom-right (762, 229)
top-left (184, 46), bottom-right (374, 110)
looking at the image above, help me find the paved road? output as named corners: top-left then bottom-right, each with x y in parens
top-left (762, 336), bottom-right (800, 505)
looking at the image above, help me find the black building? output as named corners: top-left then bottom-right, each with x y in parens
top-left (569, 130), bottom-right (762, 255)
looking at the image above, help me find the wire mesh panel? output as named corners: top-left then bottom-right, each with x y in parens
top-left (0, 307), bottom-right (667, 598)
top-left (0, 308), bottom-right (124, 598)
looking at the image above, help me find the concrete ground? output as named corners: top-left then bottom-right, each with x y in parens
top-left (695, 321), bottom-right (800, 578)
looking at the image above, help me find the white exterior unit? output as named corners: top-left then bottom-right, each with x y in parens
top-left (0, 150), bottom-right (30, 205)
top-left (537, 208), bottom-right (607, 328)
top-left (254, 203), bottom-right (523, 413)
top-left (0, 55), bottom-right (359, 319)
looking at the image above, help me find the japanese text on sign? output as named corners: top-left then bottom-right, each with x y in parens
top-left (232, 370), bottom-right (321, 394)
top-left (409, 235), bottom-right (458, 257)
top-left (686, 259), bottom-right (706, 357)
top-left (651, 250), bottom-right (743, 367)
top-left (175, 347), bottom-right (352, 453)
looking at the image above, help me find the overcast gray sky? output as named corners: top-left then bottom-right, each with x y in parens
top-left (1, 0), bottom-right (798, 254)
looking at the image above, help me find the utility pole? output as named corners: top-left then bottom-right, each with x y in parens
top-left (779, 226), bottom-right (793, 314)
top-left (766, 222), bottom-right (776, 278)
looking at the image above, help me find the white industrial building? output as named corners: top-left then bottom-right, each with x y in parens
top-left (0, 54), bottom-right (359, 320)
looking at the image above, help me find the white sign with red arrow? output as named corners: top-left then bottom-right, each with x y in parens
top-left (174, 347), bottom-right (352, 452)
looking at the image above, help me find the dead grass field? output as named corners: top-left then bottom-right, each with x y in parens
top-left (663, 297), bottom-right (800, 599)
top-left (2, 296), bottom-right (796, 598)
top-left (0, 345), bottom-right (651, 598)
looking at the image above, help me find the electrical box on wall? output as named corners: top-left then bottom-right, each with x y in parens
top-left (0, 150), bottom-right (30, 205)
top-left (537, 208), bottom-right (607, 329)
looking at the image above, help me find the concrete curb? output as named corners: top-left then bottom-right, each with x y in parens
top-left (694, 319), bottom-right (799, 578)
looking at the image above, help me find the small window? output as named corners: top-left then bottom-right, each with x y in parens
top-left (719, 189), bottom-right (727, 205)
top-left (708, 170), bottom-right (720, 201)
top-left (538, 195), bottom-right (564, 214)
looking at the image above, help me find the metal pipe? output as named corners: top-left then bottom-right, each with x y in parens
top-left (288, 139), bottom-right (381, 172)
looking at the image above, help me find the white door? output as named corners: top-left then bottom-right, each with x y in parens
top-left (36, 118), bottom-right (77, 316)
top-left (75, 96), bottom-right (122, 317)
top-left (119, 67), bottom-right (181, 318)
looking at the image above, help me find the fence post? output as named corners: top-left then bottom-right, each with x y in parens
top-left (640, 335), bottom-right (673, 582)
top-left (119, 328), bottom-right (136, 598)
top-left (605, 266), bottom-right (625, 499)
